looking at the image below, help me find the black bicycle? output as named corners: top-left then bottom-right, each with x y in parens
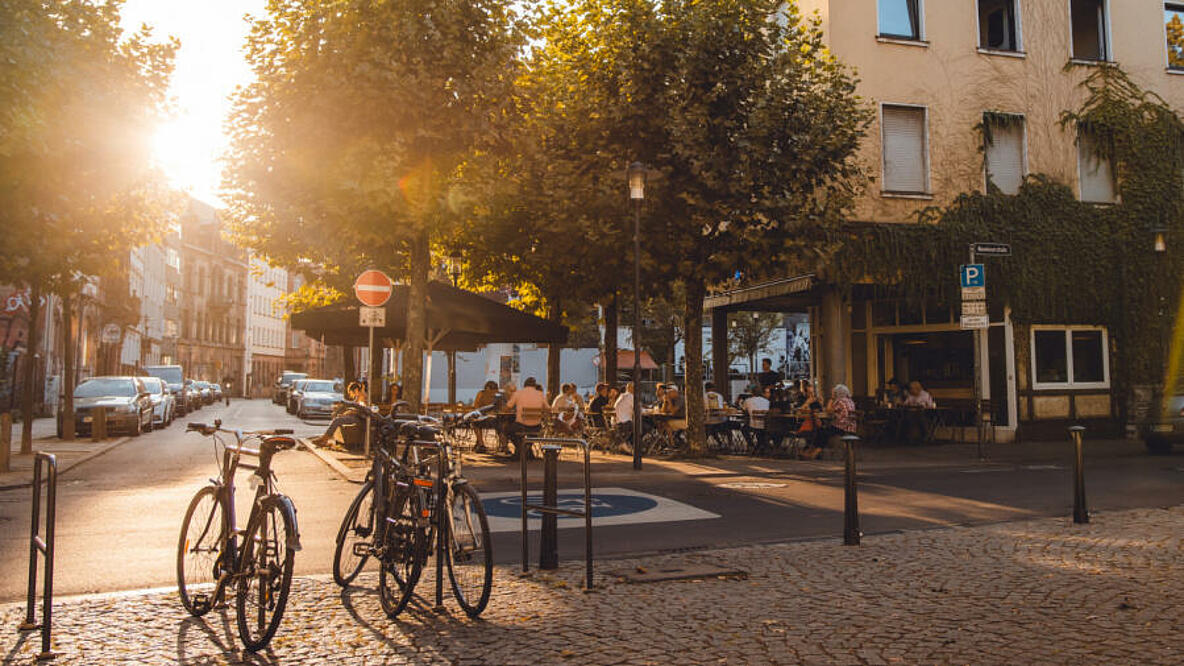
top-left (177, 420), bottom-right (301, 652)
top-left (333, 404), bottom-right (493, 618)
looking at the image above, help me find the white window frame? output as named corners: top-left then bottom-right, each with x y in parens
top-left (1067, 0), bottom-right (1113, 63)
top-left (1030, 325), bottom-right (1110, 391)
top-left (982, 112), bottom-right (1028, 194)
top-left (975, 0), bottom-right (1025, 54)
top-left (880, 102), bottom-right (931, 197)
top-left (1165, 2), bottom-right (1184, 70)
top-left (878, 0), bottom-right (925, 42)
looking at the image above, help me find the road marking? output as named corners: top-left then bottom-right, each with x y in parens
top-left (719, 482), bottom-right (788, 489)
top-left (481, 487), bottom-right (719, 533)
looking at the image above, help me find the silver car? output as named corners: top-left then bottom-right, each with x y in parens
top-left (296, 380), bottom-right (344, 419)
top-left (139, 376), bottom-right (176, 428)
top-left (1140, 394), bottom-right (1184, 454)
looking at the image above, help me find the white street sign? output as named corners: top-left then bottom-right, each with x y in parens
top-left (359, 306), bottom-right (386, 327)
top-left (960, 314), bottom-right (989, 330)
top-left (961, 286), bottom-right (986, 301)
top-left (961, 301), bottom-right (987, 316)
top-left (101, 323), bottom-right (121, 344)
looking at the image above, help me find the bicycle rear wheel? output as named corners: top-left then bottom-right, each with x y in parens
top-left (236, 499), bottom-right (296, 652)
top-left (446, 482), bottom-right (493, 617)
top-left (333, 480), bottom-right (375, 587)
top-left (378, 486), bottom-right (427, 618)
top-left (177, 486), bottom-right (226, 617)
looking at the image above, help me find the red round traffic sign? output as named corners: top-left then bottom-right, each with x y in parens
top-left (354, 270), bottom-right (393, 307)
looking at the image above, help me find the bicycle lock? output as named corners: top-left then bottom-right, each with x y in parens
top-left (19, 452), bottom-right (59, 661)
top-left (520, 437), bottom-right (594, 590)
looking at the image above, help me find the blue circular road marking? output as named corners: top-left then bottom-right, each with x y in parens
top-left (483, 493), bottom-right (658, 520)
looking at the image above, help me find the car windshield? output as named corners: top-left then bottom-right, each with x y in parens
top-left (280, 373), bottom-right (307, 386)
top-left (304, 381), bottom-right (338, 393)
top-left (75, 378), bottom-right (136, 398)
top-left (145, 366), bottom-right (183, 384)
top-left (140, 377), bottom-right (164, 393)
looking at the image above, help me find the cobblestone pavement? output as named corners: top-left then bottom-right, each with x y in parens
top-left (3, 505), bottom-right (1182, 665)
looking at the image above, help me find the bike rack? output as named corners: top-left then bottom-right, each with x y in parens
top-left (19, 452), bottom-right (58, 661)
top-left (520, 437), bottom-right (593, 590)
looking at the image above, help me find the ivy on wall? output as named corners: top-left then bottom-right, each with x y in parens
top-left (829, 65), bottom-right (1182, 398)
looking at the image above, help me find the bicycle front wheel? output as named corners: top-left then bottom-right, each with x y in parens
top-left (446, 482), bottom-right (493, 617)
top-left (378, 486), bottom-right (427, 618)
top-left (333, 480), bottom-right (375, 587)
top-left (236, 498), bottom-right (296, 652)
top-left (177, 486), bottom-right (226, 617)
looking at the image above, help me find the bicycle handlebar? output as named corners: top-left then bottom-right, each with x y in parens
top-left (186, 422), bottom-right (298, 450)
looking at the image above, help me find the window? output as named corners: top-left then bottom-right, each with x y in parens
top-left (1077, 130), bottom-right (1116, 203)
top-left (978, 0), bottom-right (1019, 51)
top-left (1167, 4), bottom-right (1184, 69)
top-left (1070, 0), bottom-right (1108, 61)
top-left (879, 0), bottom-right (921, 40)
top-left (983, 113), bottom-right (1025, 195)
top-left (1031, 327), bottom-right (1109, 389)
top-left (881, 105), bottom-right (929, 194)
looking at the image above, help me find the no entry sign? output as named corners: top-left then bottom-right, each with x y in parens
top-left (354, 269), bottom-right (393, 307)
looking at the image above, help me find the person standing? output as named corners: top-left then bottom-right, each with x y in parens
top-left (505, 377), bottom-right (547, 459)
top-left (613, 382), bottom-right (636, 450)
top-left (757, 358), bottom-right (782, 391)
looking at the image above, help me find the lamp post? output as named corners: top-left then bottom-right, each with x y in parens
top-left (628, 161), bottom-right (646, 471)
top-left (446, 250), bottom-right (462, 406)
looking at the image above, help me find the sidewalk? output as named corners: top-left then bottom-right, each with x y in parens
top-left (3, 504), bottom-right (1180, 664)
top-left (0, 417), bottom-right (130, 490)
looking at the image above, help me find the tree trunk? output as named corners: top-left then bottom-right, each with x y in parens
top-left (403, 230), bottom-right (430, 412)
top-left (370, 343), bottom-right (384, 404)
top-left (682, 279), bottom-right (707, 456)
top-left (604, 292), bottom-right (619, 386)
top-left (62, 293), bottom-right (75, 441)
top-left (20, 280), bottom-right (42, 454)
top-left (343, 344), bottom-right (356, 383)
top-left (546, 299), bottom-right (562, 399)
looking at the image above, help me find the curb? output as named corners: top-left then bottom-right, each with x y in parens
top-left (301, 438), bottom-right (363, 484)
top-left (0, 436), bottom-right (133, 491)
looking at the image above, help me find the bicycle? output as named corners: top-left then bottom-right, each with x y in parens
top-left (177, 419), bottom-right (301, 652)
top-left (332, 403), bottom-right (493, 618)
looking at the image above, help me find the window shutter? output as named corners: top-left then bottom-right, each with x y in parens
top-left (985, 118), bottom-right (1024, 195)
top-left (1078, 132), bottom-right (1115, 203)
top-left (882, 106), bottom-right (927, 193)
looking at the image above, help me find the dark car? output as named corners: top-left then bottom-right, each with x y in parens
top-left (59, 376), bottom-right (153, 437)
top-left (296, 380), bottom-right (344, 419)
top-left (274, 371), bottom-right (308, 405)
top-left (287, 379), bottom-right (310, 414)
top-left (194, 380), bottom-right (214, 405)
top-left (144, 364), bottom-right (190, 416)
top-left (1140, 394), bottom-right (1184, 454)
top-left (185, 379), bottom-right (202, 410)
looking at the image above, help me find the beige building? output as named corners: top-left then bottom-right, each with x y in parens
top-left (710, 1), bottom-right (1184, 439)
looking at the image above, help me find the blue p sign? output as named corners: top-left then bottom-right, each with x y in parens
top-left (960, 264), bottom-right (985, 288)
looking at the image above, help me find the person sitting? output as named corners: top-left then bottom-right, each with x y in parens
top-left (765, 386), bottom-right (794, 453)
top-left (703, 381), bottom-right (730, 449)
top-left (551, 382), bottom-right (585, 435)
top-left (587, 383), bottom-right (610, 429)
top-left (505, 377), bottom-right (547, 459)
top-left (900, 380), bottom-right (936, 443)
top-left (883, 377), bottom-right (907, 406)
top-left (613, 382), bottom-right (637, 450)
top-left (793, 383), bottom-right (824, 458)
top-left (311, 381), bottom-right (367, 449)
top-left (742, 386), bottom-right (771, 454)
top-left (801, 384), bottom-right (857, 459)
top-left (902, 380), bottom-right (936, 409)
top-left (471, 381), bottom-right (500, 452)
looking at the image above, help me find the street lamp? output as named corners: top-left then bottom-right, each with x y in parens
top-left (628, 162), bottom-right (646, 470)
top-left (1153, 227), bottom-right (1167, 253)
top-left (447, 250), bottom-right (463, 287)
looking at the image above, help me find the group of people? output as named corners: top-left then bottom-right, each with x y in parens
top-left (731, 378), bottom-right (856, 458)
top-left (880, 378), bottom-right (937, 444)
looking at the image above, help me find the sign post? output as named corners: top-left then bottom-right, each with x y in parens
top-left (355, 270), bottom-right (392, 457)
top-left (959, 242), bottom-right (1009, 460)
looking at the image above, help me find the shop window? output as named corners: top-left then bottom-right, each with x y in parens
top-left (881, 105), bottom-right (929, 194)
top-left (1032, 327), bottom-right (1109, 389)
top-left (1077, 130), bottom-right (1115, 203)
top-left (984, 113), bottom-right (1025, 195)
top-left (1167, 3), bottom-right (1184, 69)
top-left (1070, 0), bottom-right (1108, 61)
top-left (978, 0), bottom-right (1019, 51)
top-left (872, 301), bottom-right (897, 327)
top-left (879, 0), bottom-right (922, 40)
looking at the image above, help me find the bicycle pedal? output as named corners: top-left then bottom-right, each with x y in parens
top-left (352, 542), bottom-right (373, 557)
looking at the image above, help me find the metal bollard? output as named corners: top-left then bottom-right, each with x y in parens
top-left (1070, 426), bottom-right (1088, 524)
top-left (539, 445), bottom-right (561, 570)
top-left (1, 412), bottom-right (11, 473)
top-left (19, 452), bottom-right (58, 661)
top-left (92, 407), bottom-right (107, 441)
top-left (842, 434), bottom-right (861, 546)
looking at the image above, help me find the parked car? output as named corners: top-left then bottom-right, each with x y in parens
top-left (58, 376), bottom-right (153, 437)
top-left (139, 376), bottom-right (175, 428)
top-left (194, 381), bottom-right (214, 405)
top-left (185, 379), bottom-right (202, 410)
top-left (1140, 393), bottom-right (1184, 454)
top-left (211, 383), bottom-right (224, 402)
top-left (143, 364), bottom-right (190, 416)
top-left (296, 379), bottom-right (343, 419)
top-left (287, 379), bottom-right (310, 414)
top-left (274, 371), bottom-right (308, 406)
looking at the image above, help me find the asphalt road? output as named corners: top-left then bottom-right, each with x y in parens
top-left (1, 399), bottom-right (1182, 602)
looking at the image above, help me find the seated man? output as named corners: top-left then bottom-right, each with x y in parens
top-left (900, 380), bottom-right (936, 444)
top-left (660, 385), bottom-right (688, 445)
top-left (505, 377), bottom-right (547, 459)
top-left (311, 381), bottom-right (366, 449)
top-left (551, 382), bottom-right (585, 435)
top-left (587, 383), bottom-right (610, 429)
top-left (742, 386), bottom-right (771, 454)
top-left (471, 381), bottom-right (501, 452)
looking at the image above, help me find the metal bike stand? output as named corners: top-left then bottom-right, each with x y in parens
top-left (520, 437), bottom-right (594, 590)
top-left (19, 452), bottom-right (58, 661)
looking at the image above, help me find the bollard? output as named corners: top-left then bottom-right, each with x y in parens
top-left (539, 445), bottom-right (561, 570)
top-left (1070, 426), bottom-right (1088, 524)
top-left (842, 434), bottom-right (861, 546)
top-left (1, 412), bottom-right (11, 473)
top-left (92, 407), bottom-right (107, 441)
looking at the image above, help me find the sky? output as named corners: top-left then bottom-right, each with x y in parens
top-left (120, 0), bottom-right (267, 207)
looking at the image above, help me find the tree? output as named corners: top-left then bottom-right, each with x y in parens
top-left (530, 0), bottom-right (869, 454)
top-left (226, 0), bottom-right (526, 412)
top-left (0, 0), bottom-right (176, 451)
top-left (727, 313), bottom-right (783, 380)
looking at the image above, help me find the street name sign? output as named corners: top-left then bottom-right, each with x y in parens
top-left (959, 264), bottom-right (985, 289)
top-left (101, 323), bottom-right (121, 344)
top-left (960, 314), bottom-right (989, 330)
top-left (359, 306), bottom-right (386, 328)
top-left (354, 269), bottom-right (393, 307)
top-left (972, 242), bottom-right (1011, 256)
top-left (961, 301), bottom-right (987, 316)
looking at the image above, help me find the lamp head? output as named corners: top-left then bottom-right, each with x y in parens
top-left (627, 162), bottom-right (646, 200)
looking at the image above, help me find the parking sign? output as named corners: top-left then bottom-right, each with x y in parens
top-left (960, 264), bottom-right (985, 288)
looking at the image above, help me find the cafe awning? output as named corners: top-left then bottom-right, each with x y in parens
top-left (703, 274), bottom-right (817, 313)
top-left (594, 349), bottom-right (659, 370)
top-left (289, 281), bottom-right (569, 350)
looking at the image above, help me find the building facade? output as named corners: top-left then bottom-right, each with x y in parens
top-left (246, 257), bottom-right (289, 397)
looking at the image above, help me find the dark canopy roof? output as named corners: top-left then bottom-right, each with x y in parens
top-left (289, 281), bottom-right (569, 350)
